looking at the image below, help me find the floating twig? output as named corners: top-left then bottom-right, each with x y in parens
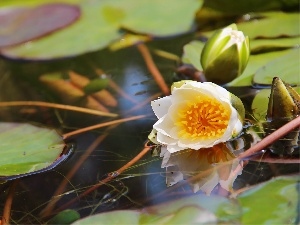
top-left (0, 101), bottom-right (117, 117)
top-left (137, 43), bottom-right (170, 95)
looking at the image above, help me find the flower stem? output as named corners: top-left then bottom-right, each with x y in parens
top-left (2, 180), bottom-right (19, 225)
top-left (238, 116), bottom-right (300, 159)
top-left (53, 144), bottom-right (151, 214)
top-left (62, 115), bottom-right (147, 139)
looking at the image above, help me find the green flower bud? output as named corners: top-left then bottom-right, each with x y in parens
top-left (201, 24), bottom-right (250, 84)
top-left (265, 77), bottom-right (300, 155)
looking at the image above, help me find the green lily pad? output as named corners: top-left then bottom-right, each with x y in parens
top-left (182, 40), bottom-right (205, 71)
top-left (48, 209), bottom-right (80, 225)
top-left (0, 0), bottom-right (202, 60)
top-left (228, 49), bottom-right (292, 86)
top-left (0, 122), bottom-right (68, 179)
top-left (250, 36), bottom-right (300, 54)
top-left (253, 48), bottom-right (300, 86)
top-left (238, 12), bottom-right (300, 39)
top-left (119, 0), bottom-right (202, 37)
top-left (72, 194), bottom-right (240, 224)
top-left (237, 175), bottom-right (300, 224)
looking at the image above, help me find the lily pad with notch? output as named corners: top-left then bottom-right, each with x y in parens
top-left (0, 122), bottom-right (73, 181)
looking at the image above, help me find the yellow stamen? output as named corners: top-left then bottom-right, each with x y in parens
top-left (175, 95), bottom-right (230, 140)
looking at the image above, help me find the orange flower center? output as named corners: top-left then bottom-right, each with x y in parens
top-left (175, 95), bottom-right (230, 140)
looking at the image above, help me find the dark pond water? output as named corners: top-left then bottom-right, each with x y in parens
top-left (0, 34), bottom-right (299, 224)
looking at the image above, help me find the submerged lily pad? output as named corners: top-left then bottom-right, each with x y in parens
top-left (0, 122), bottom-right (68, 180)
top-left (0, 3), bottom-right (80, 47)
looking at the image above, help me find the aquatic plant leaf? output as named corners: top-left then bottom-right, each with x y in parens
top-left (250, 36), bottom-right (300, 54)
top-left (72, 211), bottom-right (140, 225)
top-left (48, 209), bottom-right (80, 225)
top-left (72, 194), bottom-right (241, 224)
top-left (253, 48), bottom-right (300, 86)
top-left (202, 0), bottom-right (299, 14)
top-left (0, 0), bottom-right (202, 59)
top-left (182, 40), bottom-right (205, 71)
top-left (237, 175), bottom-right (300, 224)
top-left (120, 0), bottom-right (203, 37)
top-left (83, 78), bottom-right (109, 95)
top-left (0, 122), bottom-right (66, 179)
top-left (238, 12), bottom-right (300, 38)
top-left (0, 3), bottom-right (80, 47)
top-left (228, 49), bottom-right (294, 86)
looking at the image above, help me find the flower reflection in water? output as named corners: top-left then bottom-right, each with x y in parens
top-left (158, 129), bottom-right (261, 195)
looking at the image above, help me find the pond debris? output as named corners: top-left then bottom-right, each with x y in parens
top-left (39, 71), bottom-right (119, 113)
top-left (265, 77), bottom-right (300, 155)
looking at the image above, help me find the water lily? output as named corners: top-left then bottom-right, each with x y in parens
top-left (149, 80), bottom-right (245, 153)
top-left (200, 24), bottom-right (250, 83)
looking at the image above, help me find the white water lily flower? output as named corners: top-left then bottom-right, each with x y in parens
top-left (150, 80), bottom-right (244, 153)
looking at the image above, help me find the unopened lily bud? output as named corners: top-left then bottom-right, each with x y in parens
top-left (265, 77), bottom-right (300, 155)
top-left (201, 24), bottom-right (250, 84)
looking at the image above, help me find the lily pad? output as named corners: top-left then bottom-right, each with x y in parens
top-left (250, 36), bottom-right (300, 54)
top-left (228, 49), bottom-right (292, 86)
top-left (0, 0), bottom-right (202, 60)
top-left (237, 175), bottom-right (300, 224)
top-left (119, 0), bottom-right (202, 37)
top-left (72, 194), bottom-right (241, 224)
top-left (0, 122), bottom-right (68, 180)
top-left (253, 48), bottom-right (300, 86)
top-left (238, 12), bottom-right (300, 39)
top-left (0, 0), bottom-right (122, 60)
top-left (182, 40), bottom-right (205, 71)
top-left (0, 3), bottom-right (80, 47)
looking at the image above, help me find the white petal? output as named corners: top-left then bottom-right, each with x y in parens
top-left (166, 166), bottom-right (183, 186)
top-left (151, 96), bottom-right (172, 119)
top-left (157, 132), bottom-right (176, 145)
top-left (167, 144), bottom-right (185, 153)
top-left (221, 105), bottom-right (240, 141)
top-left (232, 119), bottom-right (243, 137)
top-left (153, 115), bottom-right (174, 137)
top-left (180, 81), bottom-right (230, 100)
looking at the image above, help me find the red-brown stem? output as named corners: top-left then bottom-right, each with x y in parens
top-left (62, 115), bottom-right (147, 140)
top-left (137, 43), bottom-right (170, 95)
top-left (40, 125), bottom-right (116, 218)
top-left (238, 116), bottom-right (300, 160)
top-left (2, 180), bottom-right (19, 225)
top-left (0, 101), bottom-right (117, 117)
top-left (54, 145), bottom-right (151, 213)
